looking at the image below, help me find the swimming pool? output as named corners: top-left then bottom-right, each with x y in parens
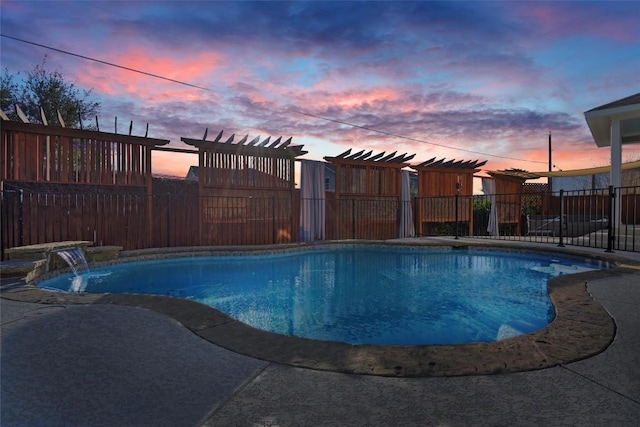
top-left (38, 245), bottom-right (606, 346)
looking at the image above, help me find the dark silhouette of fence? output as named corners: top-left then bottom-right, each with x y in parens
top-left (3, 184), bottom-right (639, 259)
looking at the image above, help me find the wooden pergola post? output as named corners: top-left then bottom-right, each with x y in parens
top-left (145, 147), bottom-right (154, 247)
top-left (414, 158), bottom-right (487, 236)
top-left (324, 149), bottom-right (415, 240)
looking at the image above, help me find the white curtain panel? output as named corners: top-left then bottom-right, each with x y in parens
top-left (399, 170), bottom-right (416, 238)
top-left (300, 160), bottom-right (326, 242)
top-left (481, 177), bottom-right (499, 237)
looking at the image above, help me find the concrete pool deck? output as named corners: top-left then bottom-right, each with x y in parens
top-left (1, 238), bottom-right (640, 425)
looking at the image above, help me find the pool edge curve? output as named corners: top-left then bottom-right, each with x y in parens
top-left (2, 239), bottom-right (637, 377)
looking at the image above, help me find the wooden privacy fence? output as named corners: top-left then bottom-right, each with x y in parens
top-left (1, 121), bottom-right (169, 186)
top-left (150, 192), bottom-right (300, 247)
top-left (1, 185), bottom-right (149, 251)
top-left (198, 194), bottom-right (299, 245)
top-left (2, 117), bottom-right (638, 253)
top-left (617, 187), bottom-right (640, 225)
top-left (181, 131), bottom-right (306, 245)
top-left (417, 196), bottom-right (472, 235)
top-left (1, 118), bottom-right (171, 253)
top-left (1, 186), bottom-right (301, 253)
top-left (325, 193), bottom-right (399, 240)
top-left (324, 148), bottom-right (415, 240)
top-left (3, 186), bottom-right (640, 256)
top-left (414, 158), bottom-right (486, 236)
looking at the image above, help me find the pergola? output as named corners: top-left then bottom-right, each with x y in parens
top-left (181, 130), bottom-right (306, 245)
top-left (1, 120), bottom-right (169, 187)
top-left (414, 158), bottom-right (487, 236)
top-left (1, 115), bottom-right (170, 249)
top-left (323, 148), bottom-right (415, 239)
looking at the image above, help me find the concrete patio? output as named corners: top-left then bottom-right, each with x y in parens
top-left (1, 239), bottom-right (639, 426)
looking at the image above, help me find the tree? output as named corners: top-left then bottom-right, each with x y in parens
top-left (0, 57), bottom-right (100, 128)
top-left (0, 68), bottom-right (20, 120)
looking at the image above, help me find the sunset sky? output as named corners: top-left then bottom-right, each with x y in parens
top-left (2, 0), bottom-right (639, 182)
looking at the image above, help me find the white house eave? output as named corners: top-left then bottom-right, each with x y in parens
top-left (584, 105), bottom-right (640, 148)
top-left (585, 116), bottom-right (610, 147)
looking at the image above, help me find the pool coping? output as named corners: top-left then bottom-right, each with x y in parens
top-left (2, 239), bottom-right (639, 377)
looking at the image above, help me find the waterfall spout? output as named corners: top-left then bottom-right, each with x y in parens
top-left (55, 247), bottom-right (90, 292)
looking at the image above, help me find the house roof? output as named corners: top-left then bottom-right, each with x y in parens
top-left (186, 165), bottom-right (199, 178)
top-left (586, 92), bottom-right (640, 112)
top-left (584, 92), bottom-right (640, 147)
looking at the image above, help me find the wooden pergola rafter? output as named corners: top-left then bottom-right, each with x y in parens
top-left (181, 130), bottom-right (307, 158)
top-left (416, 157), bottom-right (487, 170)
top-left (324, 148), bottom-right (415, 198)
top-left (324, 148), bottom-right (416, 197)
top-left (329, 148), bottom-right (416, 165)
top-left (323, 147), bottom-right (417, 240)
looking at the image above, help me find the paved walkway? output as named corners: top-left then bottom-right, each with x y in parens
top-left (1, 240), bottom-right (639, 426)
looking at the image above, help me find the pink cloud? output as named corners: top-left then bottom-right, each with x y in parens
top-left (74, 48), bottom-right (224, 101)
top-left (322, 88), bottom-right (401, 110)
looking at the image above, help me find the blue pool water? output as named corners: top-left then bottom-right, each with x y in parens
top-left (38, 246), bottom-right (606, 345)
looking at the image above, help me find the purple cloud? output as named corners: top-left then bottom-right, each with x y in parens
top-left (2, 0), bottom-right (639, 178)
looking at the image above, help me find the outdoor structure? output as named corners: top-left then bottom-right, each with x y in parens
top-left (483, 165), bottom-right (638, 239)
top-left (181, 131), bottom-right (306, 245)
top-left (497, 161), bottom-right (640, 193)
top-left (584, 92), bottom-right (640, 228)
top-left (414, 158), bottom-right (487, 236)
top-left (584, 93), bottom-right (640, 190)
top-left (323, 149), bottom-right (415, 239)
top-left (486, 169), bottom-right (530, 234)
top-left (1, 120), bottom-right (168, 187)
top-left (1, 117), bottom-right (170, 251)
top-left (3, 103), bottom-right (639, 255)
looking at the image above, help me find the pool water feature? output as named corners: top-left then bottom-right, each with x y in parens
top-left (38, 246), bottom-right (606, 346)
top-left (54, 248), bottom-right (90, 292)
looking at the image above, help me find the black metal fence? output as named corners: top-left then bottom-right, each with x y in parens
top-left (470, 186), bottom-right (639, 252)
top-left (2, 185), bottom-right (639, 259)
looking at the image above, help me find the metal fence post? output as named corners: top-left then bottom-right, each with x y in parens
top-left (606, 185), bottom-right (615, 253)
top-left (557, 190), bottom-right (564, 247)
top-left (18, 189), bottom-right (24, 247)
top-left (272, 196), bottom-right (277, 243)
top-left (0, 191), bottom-right (5, 259)
top-left (351, 198), bottom-right (356, 239)
top-left (166, 193), bottom-right (171, 247)
top-left (454, 192), bottom-right (459, 239)
top-left (413, 196), bottom-right (418, 237)
top-left (454, 181), bottom-right (461, 239)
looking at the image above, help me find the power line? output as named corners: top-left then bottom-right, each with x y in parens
top-left (2, 33), bottom-right (550, 166)
top-left (0, 34), bottom-right (213, 92)
top-left (296, 110), bottom-right (549, 164)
